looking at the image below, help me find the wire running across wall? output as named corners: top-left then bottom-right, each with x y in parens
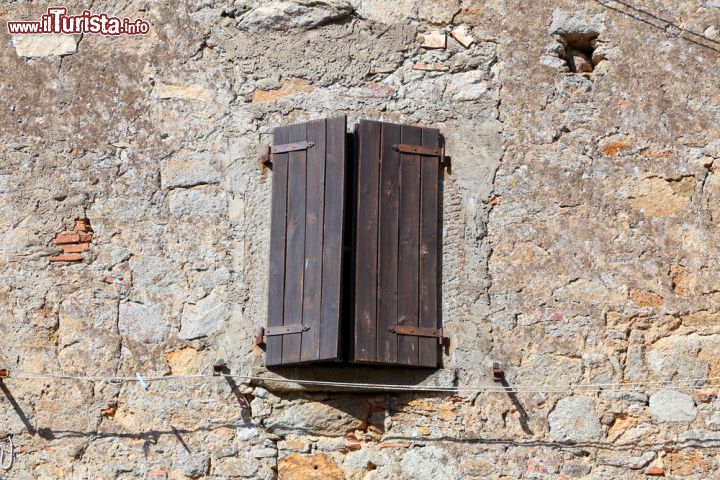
top-left (589, 0), bottom-right (720, 55)
top-left (4, 370), bottom-right (720, 394)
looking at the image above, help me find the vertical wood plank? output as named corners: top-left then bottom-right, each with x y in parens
top-left (320, 116), bottom-right (346, 360)
top-left (377, 122), bottom-right (401, 364)
top-left (301, 119), bottom-right (326, 362)
top-left (282, 122), bottom-right (307, 364)
top-left (419, 128), bottom-right (440, 367)
top-left (266, 126), bottom-right (290, 366)
top-left (347, 121), bottom-right (360, 363)
top-left (397, 125), bottom-right (422, 366)
top-left (354, 120), bottom-right (381, 362)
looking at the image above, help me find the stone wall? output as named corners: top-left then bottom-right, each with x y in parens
top-left (1, 0), bottom-right (719, 478)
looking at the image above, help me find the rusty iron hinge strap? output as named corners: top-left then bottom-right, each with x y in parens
top-left (265, 324), bottom-right (310, 336)
top-left (271, 141), bottom-right (315, 154)
top-left (389, 326), bottom-right (446, 345)
top-left (260, 145), bottom-right (272, 167)
top-left (392, 144), bottom-right (442, 157)
top-left (255, 327), bottom-right (266, 347)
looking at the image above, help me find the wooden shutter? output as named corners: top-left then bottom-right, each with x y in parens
top-left (266, 116), bottom-right (347, 366)
top-left (352, 120), bottom-right (442, 367)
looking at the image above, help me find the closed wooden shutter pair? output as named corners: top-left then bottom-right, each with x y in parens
top-left (265, 116), bottom-right (442, 368)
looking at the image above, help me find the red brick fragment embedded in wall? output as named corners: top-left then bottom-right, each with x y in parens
top-left (49, 218), bottom-right (93, 263)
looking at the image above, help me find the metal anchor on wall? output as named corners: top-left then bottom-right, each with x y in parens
top-left (0, 435), bottom-right (13, 471)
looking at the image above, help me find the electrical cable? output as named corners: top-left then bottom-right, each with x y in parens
top-left (6, 370), bottom-right (720, 394)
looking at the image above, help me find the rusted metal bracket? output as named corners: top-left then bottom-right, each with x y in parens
top-left (492, 362), bottom-right (505, 382)
top-left (254, 325), bottom-right (309, 347)
top-left (261, 141), bottom-right (315, 168)
top-left (265, 324), bottom-right (310, 336)
top-left (389, 326), bottom-right (447, 345)
top-left (271, 141), bottom-right (314, 154)
top-left (0, 369), bottom-right (8, 379)
top-left (255, 327), bottom-right (266, 347)
top-left (392, 144), bottom-right (443, 157)
top-left (260, 145), bottom-right (272, 168)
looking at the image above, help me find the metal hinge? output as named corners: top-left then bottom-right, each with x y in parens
top-left (272, 141), bottom-right (314, 154)
top-left (392, 144), bottom-right (442, 157)
top-left (255, 325), bottom-right (309, 347)
top-left (265, 324), bottom-right (310, 336)
top-left (261, 141), bottom-right (315, 167)
top-left (389, 325), bottom-right (447, 345)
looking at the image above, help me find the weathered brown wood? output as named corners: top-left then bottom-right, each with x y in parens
top-left (354, 120), bottom-right (381, 362)
top-left (267, 118), bottom-right (440, 367)
top-left (266, 117), bottom-right (347, 366)
top-left (351, 120), bottom-right (442, 367)
top-left (377, 122), bottom-right (401, 364)
top-left (419, 126), bottom-right (441, 367)
top-left (301, 119), bottom-right (325, 362)
top-left (266, 125), bottom-right (290, 366)
top-left (320, 116), bottom-right (346, 360)
top-left (397, 125), bottom-right (422, 366)
top-left (282, 122), bottom-right (307, 364)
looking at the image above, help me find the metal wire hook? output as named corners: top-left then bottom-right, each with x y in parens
top-left (0, 435), bottom-right (13, 471)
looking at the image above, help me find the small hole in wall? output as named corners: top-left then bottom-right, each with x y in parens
top-left (560, 33), bottom-right (598, 73)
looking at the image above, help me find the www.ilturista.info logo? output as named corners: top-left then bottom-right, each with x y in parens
top-left (7, 7), bottom-right (150, 35)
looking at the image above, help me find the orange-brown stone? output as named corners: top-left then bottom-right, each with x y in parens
top-left (278, 454), bottom-right (344, 480)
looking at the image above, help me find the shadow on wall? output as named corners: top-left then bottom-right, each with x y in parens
top-left (0, 380), bottom-right (35, 435)
top-left (258, 365), bottom-right (442, 391)
top-left (3, 378), bottom-right (720, 456)
top-left (0, 376), bottom-right (251, 441)
top-left (498, 375), bottom-right (533, 435)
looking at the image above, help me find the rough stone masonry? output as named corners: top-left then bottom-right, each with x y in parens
top-left (0, 0), bottom-right (719, 479)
